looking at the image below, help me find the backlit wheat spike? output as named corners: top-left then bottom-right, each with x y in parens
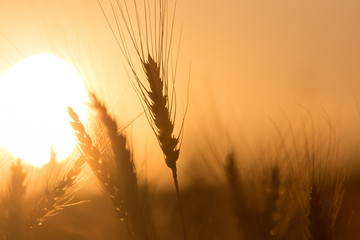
top-left (225, 152), bottom-right (257, 239)
top-left (263, 165), bottom-right (281, 240)
top-left (98, 0), bottom-right (182, 174)
top-left (27, 155), bottom-right (86, 229)
top-left (5, 159), bottom-right (26, 240)
top-left (89, 93), bottom-right (154, 239)
top-left (69, 106), bottom-right (153, 239)
top-left (98, 1), bottom-right (187, 238)
top-left (308, 184), bottom-right (331, 240)
top-left (89, 93), bottom-right (137, 190)
top-left (68, 107), bottom-right (123, 216)
top-left (143, 55), bottom-right (179, 171)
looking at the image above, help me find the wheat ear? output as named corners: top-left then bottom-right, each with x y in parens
top-left (68, 107), bottom-right (120, 212)
top-left (27, 155), bottom-right (86, 229)
top-left (225, 152), bottom-right (257, 238)
top-left (263, 165), bottom-right (281, 240)
top-left (5, 159), bottom-right (26, 240)
top-left (68, 105), bottom-right (152, 239)
top-left (308, 184), bottom-right (331, 240)
top-left (143, 55), bottom-right (180, 172)
top-left (144, 55), bottom-right (187, 239)
top-left (98, 1), bottom-right (187, 238)
top-left (89, 93), bottom-right (154, 239)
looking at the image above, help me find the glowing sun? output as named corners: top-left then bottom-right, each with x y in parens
top-left (0, 54), bottom-right (87, 167)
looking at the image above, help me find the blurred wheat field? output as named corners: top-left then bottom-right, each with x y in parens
top-left (1, 0), bottom-right (360, 239)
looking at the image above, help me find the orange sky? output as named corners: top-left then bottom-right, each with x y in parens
top-left (0, 0), bottom-right (360, 186)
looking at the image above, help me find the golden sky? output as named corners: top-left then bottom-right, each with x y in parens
top-left (0, 0), bottom-right (360, 185)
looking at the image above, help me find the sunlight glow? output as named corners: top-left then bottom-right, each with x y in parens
top-left (0, 54), bottom-right (87, 167)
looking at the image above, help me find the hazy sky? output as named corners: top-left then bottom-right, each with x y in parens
top-left (0, 0), bottom-right (360, 185)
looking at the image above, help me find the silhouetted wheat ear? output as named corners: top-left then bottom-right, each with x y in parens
top-left (27, 155), bottom-right (86, 229)
top-left (308, 184), bottom-right (331, 240)
top-left (68, 107), bottom-right (120, 213)
top-left (68, 106), bottom-right (153, 239)
top-left (99, 0), bottom-right (182, 175)
top-left (89, 93), bottom-right (137, 190)
top-left (98, 0), bottom-right (187, 238)
top-left (6, 159), bottom-right (26, 240)
top-left (263, 165), bottom-right (281, 240)
top-left (143, 55), bottom-right (179, 172)
top-left (89, 93), bottom-right (154, 240)
top-left (143, 55), bottom-right (187, 239)
top-left (225, 152), bottom-right (256, 239)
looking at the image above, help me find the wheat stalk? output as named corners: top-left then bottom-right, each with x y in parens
top-left (98, 1), bottom-right (187, 238)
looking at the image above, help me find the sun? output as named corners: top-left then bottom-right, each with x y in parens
top-left (0, 53), bottom-right (87, 167)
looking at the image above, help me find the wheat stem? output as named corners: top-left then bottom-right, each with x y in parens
top-left (172, 167), bottom-right (187, 240)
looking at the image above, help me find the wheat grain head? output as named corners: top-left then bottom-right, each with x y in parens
top-left (27, 155), bottom-right (86, 230)
top-left (5, 159), bottom-right (27, 240)
top-left (89, 93), bottom-right (154, 239)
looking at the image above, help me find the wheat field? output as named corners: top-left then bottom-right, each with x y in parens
top-left (0, 0), bottom-right (360, 239)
